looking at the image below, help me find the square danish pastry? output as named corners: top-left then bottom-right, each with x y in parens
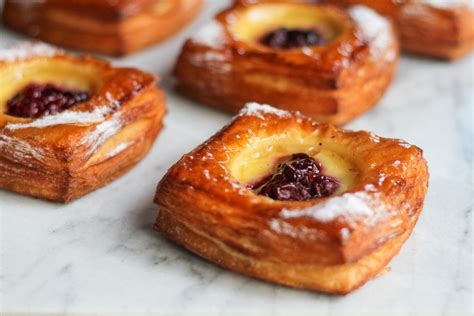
top-left (174, 1), bottom-right (399, 125)
top-left (0, 42), bottom-right (166, 202)
top-left (154, 103), bottom-right (429, 295)
top-left (2, 0), bottom-right (204, 56)
top-left (326, 0), bottom-right (474, 60)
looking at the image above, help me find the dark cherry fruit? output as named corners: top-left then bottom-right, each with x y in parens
top-left (7, 83), bottom-right (90, 119)
top-left (260, 28), bottom-right (326, 49)
top-left (251, 153), bottom-right (339, 201)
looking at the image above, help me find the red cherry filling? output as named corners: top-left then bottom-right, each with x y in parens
top-left (260, 28), bottom-right (326, 49)
top-left (6, 83), bottom-right (90, 119)
top-left (250, 153), bottom-right (339, 201)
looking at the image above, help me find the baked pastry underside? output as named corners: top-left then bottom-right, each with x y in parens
top-left (0, 46), bottom-right (166, 202)
top-left (174, 2), bottom-right (399, 125)
top-left (154, 104), bottom-right (429, 294)
top-left (2, 0), bottom-right (204, 55)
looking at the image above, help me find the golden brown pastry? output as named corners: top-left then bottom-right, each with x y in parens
top-left (2, 0), bottom-right (204, 56)
top-left (154, 102), bottom-right (429, 295)
top-left (326, 0), bottom-right (474, 60)
top-left (236, 0), bottom-right (313, 3)
top-left (0, 42), bottom-right (166, 202)
top-left (174, 1), bottom-right (399, 125)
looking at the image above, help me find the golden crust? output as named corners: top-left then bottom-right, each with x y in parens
top-left (326, 0), bottom-right (474, 60)
top-left (154, 103), bottom-right (429, 294)
top-left (2, 0), bottom-right (204, 56)
top-left (174, 2), bottom-right (399, 125)
top-left (0, 43), bottom-right (166, 202)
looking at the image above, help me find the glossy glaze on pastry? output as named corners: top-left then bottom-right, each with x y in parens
top-left (154, 102), bottom-right (429, 295)
top-left (0, 42), bottom-right (167, 202)
top-left (326, 0), bottom-right (474, 60)
top-left (2, 0), bottom-right (204, 56)
top-left (174, 1), bottom-right (399, 125)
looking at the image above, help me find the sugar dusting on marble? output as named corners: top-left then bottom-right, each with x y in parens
top-left (240, 102), bottom-right (291, 119)
top-left (280, 192), bottom-right (385, 224)
top-left (191, 20), bottom-right (227, 48)
top-left (349, 6), bottom-right (394, 59)
top-left (6, 107), bottom-right (111, 130)
top-left (0, 41), bottom-right (62, 62)
top-left (0, 135), bottom-right (45, 163)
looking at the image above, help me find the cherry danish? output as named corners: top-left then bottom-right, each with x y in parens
top-left (0, 42), bottom-right (167, 202)
top-left (174, 1), bottom-right (399, 125)
top-left (154, 102), bottom-right (429, 295)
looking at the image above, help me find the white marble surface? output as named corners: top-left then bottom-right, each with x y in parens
top-left (0, 1), bottom-right (473, 315)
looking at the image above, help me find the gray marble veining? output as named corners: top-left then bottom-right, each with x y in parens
top-left (0, 0), bottom-right (473, 315)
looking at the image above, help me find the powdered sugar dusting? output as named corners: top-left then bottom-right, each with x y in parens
top-left (106, 140), bottom-right (135, 159)
top-left (340, 227), bottom-right (351, 241)
top-left (403, 0), bottom-right (473, 17)
top-left (269, 218), bottom-right (321, 240)
top-left (188, 51), bottom-right (232, 72)
top-left (420, 0), bottom-right (474, 9)
top-left (279, 192), bottom-right (384, 224)
top-left (0, 135), bottom-right (45, 163)
top-left (240, 102), bottom-right (291, 119)
top-left (79, 113), bottom-right (122, 156)
top-left (1, 111), bottom-right (124, 166)
top-left (0, 42), bottom-right (62, 62)
top-left (191, 20), bottom-right (227, 48)
top-left (349, 6), bottom-right (394, 59)
top-left (6, 107), bottom-right (110, 130)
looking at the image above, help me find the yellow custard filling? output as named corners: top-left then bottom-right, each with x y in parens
top-left (230, 132), bottom-right (360, 195)
top-left (0, 59), bottom-right (101, 117)
top-left (228, 3), bottom-right (347, 48)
